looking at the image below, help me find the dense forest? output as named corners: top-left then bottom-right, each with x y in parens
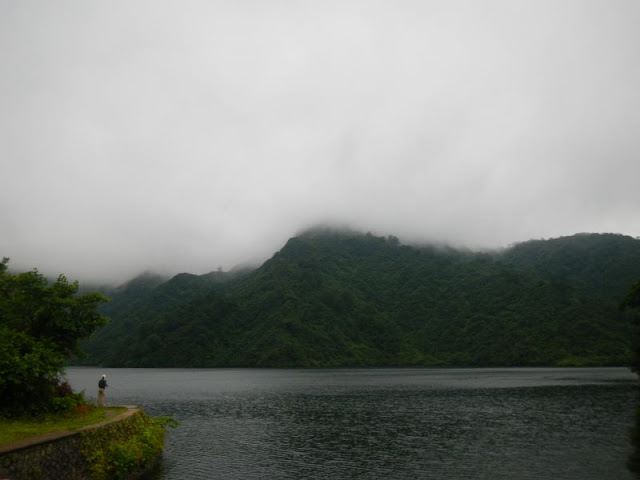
top-left (76, 230), bottom-right (640, 368)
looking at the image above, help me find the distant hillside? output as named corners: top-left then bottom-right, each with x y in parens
top-left (500, 233), bottom-right (640, 300)
top-left (77, 230), bottom-right (640, 367)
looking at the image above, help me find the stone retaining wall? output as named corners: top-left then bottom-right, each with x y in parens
top-left (0, 433), bottom-right (87, 480)
top-left (0, 407), bottom-right (164, 480)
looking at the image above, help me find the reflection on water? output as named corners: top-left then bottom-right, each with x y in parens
top-left (66, 368), bottom-right (637, 480)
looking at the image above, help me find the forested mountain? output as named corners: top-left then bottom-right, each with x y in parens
top-left (500, 233), bottom-right (640, 300)
top-left (77, 230), bottom-right (640, 368)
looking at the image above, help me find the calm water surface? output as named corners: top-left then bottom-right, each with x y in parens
top-left (66, 367), bottom-right (638, 479)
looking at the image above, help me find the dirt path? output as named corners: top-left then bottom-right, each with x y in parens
top-left (0, 405), bottom-right (140, 454)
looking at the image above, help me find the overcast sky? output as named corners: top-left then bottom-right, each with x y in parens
top-left (1, 1), bottom-right (639, 284)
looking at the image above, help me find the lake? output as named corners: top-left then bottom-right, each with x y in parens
top-left (66, 367), bottom-right (638, 480)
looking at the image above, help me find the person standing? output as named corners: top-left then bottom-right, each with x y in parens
top-left (98, 374), bottom-right (107, 407)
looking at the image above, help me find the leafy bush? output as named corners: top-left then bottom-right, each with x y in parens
top-left (83, 412), bottom-right (177, 480)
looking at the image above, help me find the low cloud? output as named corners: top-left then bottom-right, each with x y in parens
top-left (1, 1), bottom-right (639, 283)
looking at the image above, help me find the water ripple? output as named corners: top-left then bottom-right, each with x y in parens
top-left (64, 368), bottom-right (637, 480)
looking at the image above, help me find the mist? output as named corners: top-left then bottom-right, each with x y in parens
top-left (1, 1), bottom-right (639, 284)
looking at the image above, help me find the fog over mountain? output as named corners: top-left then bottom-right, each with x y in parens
top-left (1, 1), bottom-right (639, 283)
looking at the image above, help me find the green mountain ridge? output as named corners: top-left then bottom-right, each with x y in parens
top-left (78, 230), bottom-right (639, 368)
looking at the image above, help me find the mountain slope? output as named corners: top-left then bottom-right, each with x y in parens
top-left (79, 230), bottom-right (639, 367)
top-left (500, 233), bottom-right (640, 301)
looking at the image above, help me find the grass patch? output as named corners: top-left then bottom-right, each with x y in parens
top-left (0, 406), bottom-right (128, 447)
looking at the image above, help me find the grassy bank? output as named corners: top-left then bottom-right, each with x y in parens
top-left (0, 406), bottom-right (127, 447)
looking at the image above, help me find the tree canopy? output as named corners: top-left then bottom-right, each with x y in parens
top-left (0, 258), bottom-right (109, 416)
top-left (79, 231), bottom-right (639, 368)
top-left (621, 281), bottom-right (640, 311)
top-left (620, 280), bottom-right (640, 376)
